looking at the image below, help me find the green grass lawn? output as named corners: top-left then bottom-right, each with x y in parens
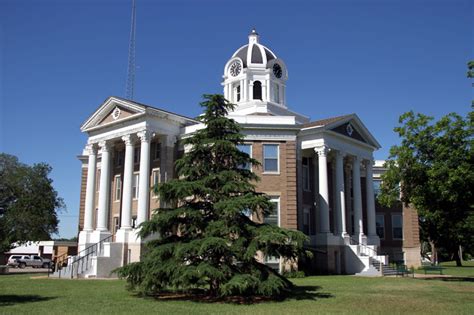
top-left (1, 273), bottom-right (473, 315)
top-left (415, 260), bottom-right (474, 277)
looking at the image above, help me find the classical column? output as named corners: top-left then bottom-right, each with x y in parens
top-left (352, 156), bottom-right (365, 242)
top-left (365, 159), bottom-right (377, 238)
top-left (137, 130), bottom-right (151, 226)
top-left (96, 141), bottom-right (111, 231)
top-left (120, 134), bottom-right (135, 230)
top-left (83, 144), bottom-right (97, 232)
top-left (335, 151), bottom-right (348, 239)
top-left (344, 163), bottom-right (353, 235)
top-left (316, 145), bottom-right (330, 234)
top-left (249, 82), bottom-right (254, 100)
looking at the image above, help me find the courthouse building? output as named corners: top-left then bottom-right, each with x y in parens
top-left (72, 30), bottom-right (420, 278)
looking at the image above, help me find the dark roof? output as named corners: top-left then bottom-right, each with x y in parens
top-left (234, 45), bottom-right (276, 68)
top-left (302, 114), bottom-right (353, 129)
top-left (110, 96), bottom-right (198, 125)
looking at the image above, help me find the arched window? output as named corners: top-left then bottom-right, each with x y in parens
top-left (253, 81), bottom-right (262, 100)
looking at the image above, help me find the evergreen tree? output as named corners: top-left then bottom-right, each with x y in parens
top-left (116, 94), bottom-right (308, 298)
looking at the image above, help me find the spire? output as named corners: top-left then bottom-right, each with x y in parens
top-left (248, 27), bottom-right (259, 44)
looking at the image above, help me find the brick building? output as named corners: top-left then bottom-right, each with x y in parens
top-left (67, 30), bottom-right (420, 278)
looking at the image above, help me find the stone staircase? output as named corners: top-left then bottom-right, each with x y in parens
top-left (49, 235), bottom-right (121, 279)
top-left (345, 238), bottom-right (388, 276)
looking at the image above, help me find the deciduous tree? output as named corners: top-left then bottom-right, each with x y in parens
top-left (0, 153), bottom-right (64, 253)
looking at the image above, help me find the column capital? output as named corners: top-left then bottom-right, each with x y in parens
top-left (98, 140), bottom-right (111, 153)
top-left (335, 150), bottom-right (346, 159)
top-left (314, 145), bottom-right (330, 157)
top-left (122, 134), bottom-right (137, 146)
top-left (137, 130), bottom-right (152, 142)
top-left (363, 158), bottom-right (375, 167)
top-left (85, 143), bottom-right (98, 155)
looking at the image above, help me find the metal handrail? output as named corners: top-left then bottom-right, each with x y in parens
top-left (69, 234), bottom-right (113, 279)
top-left (349, 236), bottom-right (378, 257)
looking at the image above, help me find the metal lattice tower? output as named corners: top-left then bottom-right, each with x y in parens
top-left (125, 0), bottom-right (137, 100)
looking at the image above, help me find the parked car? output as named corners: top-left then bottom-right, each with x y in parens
top-left (7, 255), bottom-right (52, 268)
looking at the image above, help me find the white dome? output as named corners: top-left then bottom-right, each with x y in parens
top-left (231, 29), bottom-right (277, 68)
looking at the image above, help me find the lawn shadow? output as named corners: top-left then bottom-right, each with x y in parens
top-left (0, 295), bottom-right (57, 307)
top-left (144, 285), bottom-right (333, 304)
top-left (416, 276), bottom-right (474, 283)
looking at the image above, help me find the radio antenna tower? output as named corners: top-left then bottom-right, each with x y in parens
top-left (125, 0), bottom-right (137, 100)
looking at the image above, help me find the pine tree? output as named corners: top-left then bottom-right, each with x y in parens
top-left (116, 94), bottom-right (308, 298)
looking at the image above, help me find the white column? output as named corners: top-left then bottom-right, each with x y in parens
top-left (316, 145), bottom-right (330, 234)
top-left (344, 163), bottom-right (353, 235)
top-left (137, 130), bottom-right (151, 226)
top-left (249, 82), bottom-right (254, 100)
top-left (243, 79), bottom-right (248, 101)
top-left (83, 144), bottom-right (97, 232)
top-left (352, 156), bottom-right (365, 243)
top-left (365, 159), bottom-right (377, 238)
top-left (120, 134), bottom-right (135, 230)
top-left (96, 141), bottom-right (111, 232)
top-left (335, 151), bottom-right (348, 239)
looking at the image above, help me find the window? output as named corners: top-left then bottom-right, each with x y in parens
top-left (113, 217), bottom-right (119, 233)
top-left (115, 150), bottom-right (124, 167)
top-left (253, 81), bottom-right (262, 100)
top-left (151, 168), bottom-right (160, 199)
top-left (264, 196), bottom-right (280, 226)
top-left (373, 179), bottom-right (382, 196)
top-left (235, 85), bottom-right (241, 102)
top-left (153, 142), bottom-right (161, 161)
top-left (273, 82), bottom-right (279, 103)
top-left (134, 147), bottom-right (140, 164)
top-left (392, 214), bottom-right (403, 240)
top-left (237, 144), bottom-right (252, 170)
top-left (132, 216), bottom-right (137, 229)
top-left (263, 144), bottom-right (279, 173)
top-left (132, 172), bottom-right (139, 199)
top-left (376, 214), bottom-right (385, 239)
top-left (302, 157), bottom-right (310, 191)
top-left (114, 175), bottom-right (122, 201)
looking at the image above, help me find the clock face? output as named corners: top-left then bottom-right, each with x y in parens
top-left (229, 61), bottom-right (241, 77)
top-left (273, 63), bottom-right (283, 78)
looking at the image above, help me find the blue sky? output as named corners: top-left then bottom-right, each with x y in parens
top-left (1, 0), bottom-right (472, 238)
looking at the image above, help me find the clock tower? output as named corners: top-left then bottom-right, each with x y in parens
top-left (222, 29), bottom-right (308, 124)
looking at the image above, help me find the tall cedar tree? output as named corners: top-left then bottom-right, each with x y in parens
top-left (378, 111), bottom-right (473, 266)
top-left (116, 95), bottom-right (308, 298)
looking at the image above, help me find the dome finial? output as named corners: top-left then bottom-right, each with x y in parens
top-left (248, 27), bottom-right (259, 44)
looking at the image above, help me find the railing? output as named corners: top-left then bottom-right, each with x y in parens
top-left (349, 236), bottom-right (378, 257)
top-left (53, 235), bottom-right (113, 279)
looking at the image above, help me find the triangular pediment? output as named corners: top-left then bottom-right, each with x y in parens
top-left (81, 97), bottom-right (146, 132)
top-left (325, 114), bottom-right (381, 149)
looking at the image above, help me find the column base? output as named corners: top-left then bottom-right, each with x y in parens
top-left (78, 230), bottom-right (93, 252)
top-left (341, 232), bottom-right (351, 245)
top-left (316, 232), bottom-right (340, 246)
top-left (358, 233), bottom-right (367, 245)
top-left (90, 230), bottom-right (112, 244)
top-left (115, 228), bottom-right (134, 243)
top-left (367, 234), bottom-right (380, 246)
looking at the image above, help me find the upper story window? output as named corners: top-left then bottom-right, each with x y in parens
top-left (253, 81), bottom-right (262, 100)
top-left (303, 207), bottom-right (310, 235)
top-left (115, 150), bottom-right (124, 167)
top-left (263, 144), bottom-right (279, 173)
top-left (237, 144), bottom-right (252, 170)
top-left (132, 172), bottom-right (139, 199)
top-left (376, 214), bottom-right (385, 239)
top-left (154, 142), bottom-right (161, 161)
top-left (114, 175), bottom-right (122, 201)
top-left (134, 147), bottom-right (140, 164)
top-left (392, 214), bottom-right (403, 240)
top-left (264, 196), bottom-right (280, 226)
top-left (302, 157), bottom-right (310, 191)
